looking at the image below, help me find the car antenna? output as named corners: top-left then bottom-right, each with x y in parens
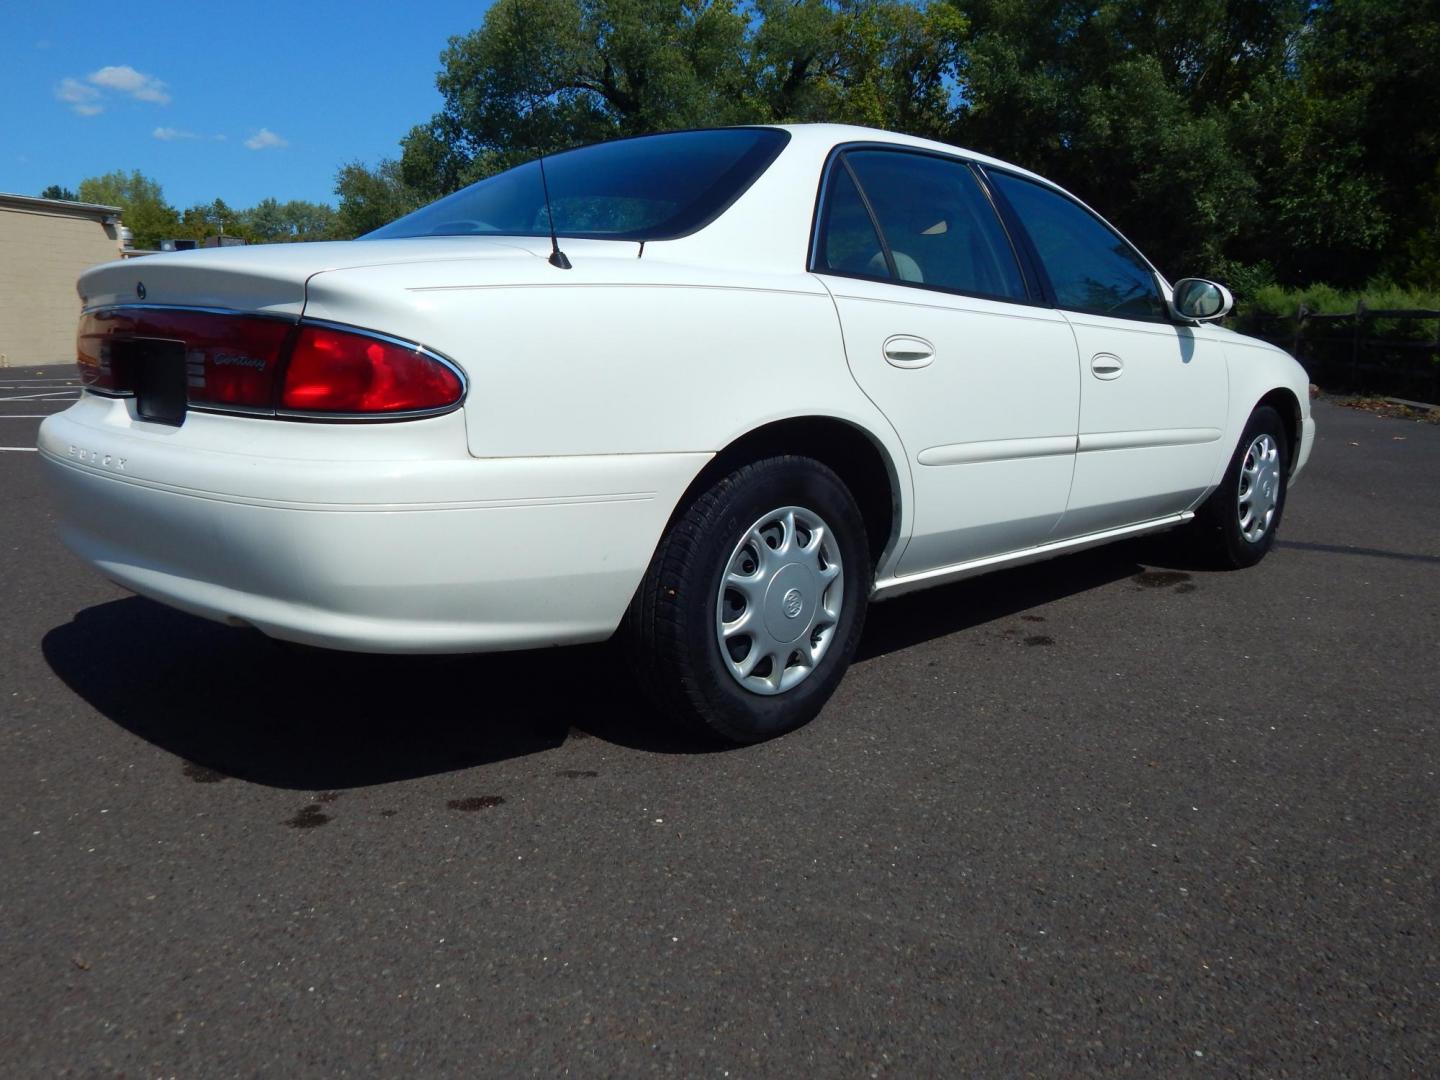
top-left (537, 153), bottom-right (572, 270)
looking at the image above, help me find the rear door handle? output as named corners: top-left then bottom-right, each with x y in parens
top-left (1090, 353), bottom-right (1124, 380)
top-left (883, 335), bottom-right (935, 369)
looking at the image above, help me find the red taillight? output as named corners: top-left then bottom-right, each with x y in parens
top-left (77, 310), bottom-right (290, 408)
top-left (76, 309), bottom-right (461, 418)
top-left (281, 325), bottom-right (462, 414)
top-left (187, 319), bottom-right (294, 409)
top-left (77, 328), bottom-right (121, 391)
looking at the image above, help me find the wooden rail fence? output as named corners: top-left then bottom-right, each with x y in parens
top-left (1237, 303), bottom-right (1440, 404)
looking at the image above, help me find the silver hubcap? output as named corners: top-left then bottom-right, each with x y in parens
top-left (715, 506), bottom-right (845, 696)
top-left (1237, 433), bottom-right (1281, 543)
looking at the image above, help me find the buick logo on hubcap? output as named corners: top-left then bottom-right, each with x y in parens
top-left (782, 588), bottom-right (804, 619)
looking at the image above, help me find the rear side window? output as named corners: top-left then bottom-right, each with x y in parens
top-left (816, 166), bottom-right (885, 277)
top-left (815, 150), bottom-right (1027, 303)
top-left (366, 128), bottom-right (790, 242)
top-left (990, 172), bottom-right (1166, 322)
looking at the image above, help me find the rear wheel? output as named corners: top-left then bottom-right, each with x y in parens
top-left (1192, 405), bottom-right (1289, 568)
top-left (623, 456), bottom-right (871, 743)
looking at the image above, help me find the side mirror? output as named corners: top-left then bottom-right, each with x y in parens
top-left (1170, 278), bottom-right (1234, 323)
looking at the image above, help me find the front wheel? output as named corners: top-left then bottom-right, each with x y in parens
top-left (1192, 404), bottom-right (1289, 568)
top-left (622, 456), bottom-right (872, 743)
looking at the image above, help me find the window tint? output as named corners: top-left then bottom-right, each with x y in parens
top-left (990, 172), bottom-right (1166, 321)
top-left (825, 151), bottom-right (1027, 302)
top-left (366, 129), bottom-right (789, 242)
top-left (817, 166), bottom-right (885, 277)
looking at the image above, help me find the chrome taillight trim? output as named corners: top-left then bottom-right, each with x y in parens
top-left (77, 306), bottom-right (469, 423)
top-left (281, 318), bottom-right (469, 422)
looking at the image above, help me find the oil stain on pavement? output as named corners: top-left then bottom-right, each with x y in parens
top-left (1133, 570), bottom-right (1193, 589)
top-left (284, 804), bottom-right (332, 829)
top-left (447, 796), bottom-right (505, 811)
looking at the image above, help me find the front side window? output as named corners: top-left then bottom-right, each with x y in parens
top-left (815, 150), bottom-right (1028, 302)
top-left (989, 172), bottom-right (1166, 322)
top-left (366, 128), bottom-right (790, 242)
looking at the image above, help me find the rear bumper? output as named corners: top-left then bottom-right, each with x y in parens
top-left (39, 399), bottom-right (707, 653)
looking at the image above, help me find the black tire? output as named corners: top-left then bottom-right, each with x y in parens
top-left (1192, 404), bottom-right (1289, 569)
top-left (622, 455), bottom-right (872, 744)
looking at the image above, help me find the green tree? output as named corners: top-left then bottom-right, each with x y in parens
top-left (285, 200), bottom-right (341, 241)
top-left (950, 0), bottom-right (1307, 277)
top-left (77, 169), bottom-right (180, 249)
top-left (335, 159), bottom-right (424, 237)
top-left (1280, 0), bottom-right (1440, 286)
top-left (755, 0), bottom-right (964, 135)
top-left (337, 0), bottom-right (1440, 288)
top-left (399, 0), bottom-right (753, 198)
top-left (242, 198), bottom-right (341, 242)
top-left (397, 0), bottom-right (964, 200)
top-left (240, 197), bottom-right (288, 242)
top-left (178, 198), bottom-right (250, 242)
top-left (40, 184), bottom-right (78, 201)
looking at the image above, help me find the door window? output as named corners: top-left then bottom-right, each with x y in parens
top-left (990, 172), bottom-right (1167, 322)
top-left (815, 150), bottom-right (1028, 302)
top-left (816, 165), bottom-right (885, 279)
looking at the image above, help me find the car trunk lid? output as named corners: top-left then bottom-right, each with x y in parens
top-left (76, 236), bottom-right (552, 314)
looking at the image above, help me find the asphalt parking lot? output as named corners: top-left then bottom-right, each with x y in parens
top-left (2, 369), bottom-right (1436, 1077)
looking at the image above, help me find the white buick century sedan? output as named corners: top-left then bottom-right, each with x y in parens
top-left (41, 124), bottom-right (1314, 742)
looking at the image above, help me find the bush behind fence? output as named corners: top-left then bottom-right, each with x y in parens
top-left (1235, 303), bottom-right (1440, 404)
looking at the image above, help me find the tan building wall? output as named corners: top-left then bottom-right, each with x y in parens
top-left (0, 194), bottom-right (124, 367)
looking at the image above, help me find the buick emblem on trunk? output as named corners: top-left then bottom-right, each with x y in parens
top-left (136, 281), bottom-right (146, 300)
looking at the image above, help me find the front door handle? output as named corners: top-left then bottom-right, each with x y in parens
top-left (1090, 353), bottom-right (1124, 380)
top-left (883, 335), bottom-right (935, 369)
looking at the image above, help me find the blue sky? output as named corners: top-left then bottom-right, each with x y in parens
top-left (1, 1), bottom-right (495, 209)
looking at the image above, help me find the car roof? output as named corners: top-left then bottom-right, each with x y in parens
top-left (643, 122), bottom-right (1079, 275)
top-left (762, 123), bottom-right (1056, 189)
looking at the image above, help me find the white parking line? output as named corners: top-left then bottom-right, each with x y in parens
top-left (0, 392), bottom-right (81, 402)
top-left (0, 447), bottom-right (39, 453)
top-left (0, 415), bottom-right (52, 419)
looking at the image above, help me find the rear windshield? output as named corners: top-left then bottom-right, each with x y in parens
top-left (364, 128), bottom-right (790, 242)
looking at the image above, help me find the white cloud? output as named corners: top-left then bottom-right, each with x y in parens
top-left (153, 126), bottom-right (198, 141)
top-left (88, 65), bottom-right (171, 104)
top-left (56, 77), bottom-right (103, 116)
top-left (244, 128), bottom-right (288, 151)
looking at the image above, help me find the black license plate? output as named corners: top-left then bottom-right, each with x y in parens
top-left (117, 338), bottom-right (187, 426)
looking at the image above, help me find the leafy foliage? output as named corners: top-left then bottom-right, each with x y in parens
top-left (73, 170), bottom-right (345, 248)
top-left (78, 170), bottom-right (181, 250)
top-left (388, 0), bottom-right (965, 202)
top-left (237, 199), bottom-right (340, 243)
top-left (361, 0), bottom-right (1438, 289)
top-left (952, 0), bottom-right (1306, 277)
top-left (953, 0), bottom-right (1440, 287)
top-left (1245, 281), bottom-right (1440, 319)
top-left (67, 0), bottom-right (1440, 284)
top-left (334, 159), bottom-right (424, 238)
